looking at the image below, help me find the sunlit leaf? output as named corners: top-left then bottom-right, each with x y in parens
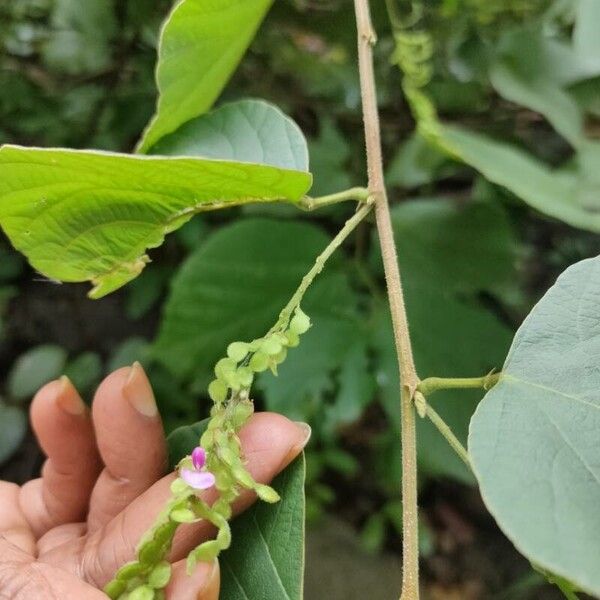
top-left (470, 256), bottom-right (600, 596)
top-left (0, 145), bottom-right (311, 298)
top-left (137, 0), bottom-right (274, 152)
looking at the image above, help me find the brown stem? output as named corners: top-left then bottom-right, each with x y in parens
top-left (352, 1), bottom-right (420, 599)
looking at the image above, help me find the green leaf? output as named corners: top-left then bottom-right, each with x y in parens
top-left (573, 0), bottom-right (600, 76)
top-left (440, 125), bottom-right (600, 232)
top-left (154, 219), bottom-right (332, 382)
top-left (167, 418), bottom-right (209, 469)
top-left (220, 455), bottom-right (305, 600)
top-left (0, 402), bottom-right (26, 464)
top-left (0, 145), bottom-right (311, 298)
top-left (8, 344), bottom-right (68, 401)
top-left (150, 100), bottom-right (308, 171)
top-left (64, 352), bottom-right (102, 395)
top-left (137, 0), bottom-right (274, 153)
top-left (107, 337), bottom-right (151, 373)
top-left (469, 256), bottom-right (600, 596)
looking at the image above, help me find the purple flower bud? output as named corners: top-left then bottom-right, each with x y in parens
top-left (180, 468), bottom-right (216, 490)
top-left (191, 446), bottom-right (206, 470)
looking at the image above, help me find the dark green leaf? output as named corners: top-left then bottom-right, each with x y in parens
top-left (0, 402), bottom-right (26, 464)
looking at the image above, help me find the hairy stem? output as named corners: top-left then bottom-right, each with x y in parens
top-left (353, 1), bottom-right (420, 599)
top-left (417, 373), bottom-right (501, 397)
top-left (272, 200), bottom-right (373, 331)
top-left (299, 187), bottom-right (370, 210)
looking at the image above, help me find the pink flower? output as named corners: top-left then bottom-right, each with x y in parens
top-left (180, 446), bottom-right (216, 490)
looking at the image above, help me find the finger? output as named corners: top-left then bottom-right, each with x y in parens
top-left (0, 483), bottom-right (36, 555)
top-left (166, 559), bottom-right (219, 600)
top-left (44, 413), bottom-right (310, 587)
top-left (20, 377), bottom-right (101, 538)
top-left (87, 363), bottom-right (167, 531)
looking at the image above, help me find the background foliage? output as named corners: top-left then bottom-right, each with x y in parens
top-left (1, 0), bottom-right (599, 597)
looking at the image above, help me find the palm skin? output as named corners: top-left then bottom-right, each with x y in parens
top-left (0, 364), bottom-right (309, 599)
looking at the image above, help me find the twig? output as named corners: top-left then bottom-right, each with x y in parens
top-left (353, 1), bottom-right (420, 598)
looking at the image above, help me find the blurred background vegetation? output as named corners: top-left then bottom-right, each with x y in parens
top-left (1, 0), bottom-right (599, 597)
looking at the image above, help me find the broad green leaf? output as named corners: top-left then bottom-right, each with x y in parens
top-left (0, 402), bottom-right (26, 464)
top-left (150, 100), bottom-right (308, 171)
top-left (220, 455), bottom-right (305, 600)
top-left (154, 219), bottom-right (333, 383)
top-left (440, 125), bottom-right (600, 232)
top-left (167, 418), bottom-right (209, 469)
top-left (0, 145), bottom-right (311, 298)
top-left (469, 256), bottom-right (600, 596)
top-left (8, 344), bottom-right (68, 401)
top-left (137, 0), bottom-right (274, 153)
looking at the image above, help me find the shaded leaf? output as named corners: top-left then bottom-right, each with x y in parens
top-left (154, 219), bottom-right (332, 383)
top-left (137, 0), bottom-right (274, 152)
top-left (64, 352), bottom-right (102, 395)
top-left (469, 256), bottom-right (600, 596)
top-left (0, 402), bottom-right (26, 464)
top-left (150, 100), bottom-right (308, 171)
top-left (0, 145), bottom-right (311, 298)
top-left (220, 455), bottom-right (305, 600)
top-left (8, 344), bottom-right (67, 401)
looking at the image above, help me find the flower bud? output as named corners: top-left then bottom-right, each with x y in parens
top-left (290, 308), bottom-right (311, 334)
top-left (256, 484), bottom-right (281, 503)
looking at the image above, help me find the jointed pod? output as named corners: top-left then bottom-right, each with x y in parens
top-left (104, 307), bottom-right (312, 600)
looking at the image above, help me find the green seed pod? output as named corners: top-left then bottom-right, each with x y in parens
top-left (212, 497), bottom-right (233, 519)
top-left (256, 484), bottom-right (281, 503)
top-left (290, 308), bottom-right (311, 334)
top-left (233, 466), bottom-right (255, 488)
top-left (128, 585), bottom-right (155, 600)
top-left (231, 400), bottom-right (254, 428)
top-left (200, 429), bottom-right (214, 449)
top-left (249, 351), bottom-right (269, 372)
top-left (153, 521), bottom-right (178, 547)
top-left (104, 579), bottom-right (126, 599)
top-left (261, 336), bottom-right (283, 356)
top-left (193, 540), bottom-right (221, 562)
top-left (214, 357), bottom-right (236, 379)
top-left (169, 478), bottom-right (189, 495)
top-left (285, 330), bottom-right (300, 347)
top-left (208, 379), bottom-right (228, 403)
top-left (170, 508), bottom-right (196, 523)
top-left (139, 540), bottom-right (162, 566)
top-left (116, 561), bottom-right (145, 581)
top-left (236, 366), bottom-right (254, 387)
top-left (148, 561), bottom-right (172, 589)
top-left (217, 522), bottom-right (232, 548)
top-left (227, 341), bottom-right (249, 362)
top-left (154, 591), bottom-right (166, 600)
top-left (273, 347), bottom-right (288, 364)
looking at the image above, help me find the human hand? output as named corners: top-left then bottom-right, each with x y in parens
top-left (0, 364), bottom-right (310, 599)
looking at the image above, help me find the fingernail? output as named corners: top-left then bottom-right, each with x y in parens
top-left (55, 376), bottom-right (86, 416)
top-left (294, 421), bottom-right (312, 448)
top-left (123, 362), bottom-right (157, 417)
top-left (197, 560), bottom-right (220, 599)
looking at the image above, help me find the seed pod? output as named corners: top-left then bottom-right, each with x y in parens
top-left (261, 336), bottom-right (283, 356)
top-left (249, 351), bottom-right (269, 372)
top-left (290, 308), bottom-right (311, 334)
top-left (128, 584), bottom-right (155, 600)
top-left (104, 579), bottom-right (126, 599)
top-left (214, 358), bottom-right (236, 379)
top-left (236, 366), bottom-right (254, 387)
top-left (170, 508), bottom-right (196, 523)
top-left (285, 330), bottom-right (300, 347)
top-left (256, 484), bottom-right (281, 503)
top-left (148, 561), bottom-right (172, 589)
top-left (227, 341), bottom-right (249, 362)
top-left (116, 561), bottom-right (144, 582)
top-left (208, 379), bottom-right (228, 403)
top-left (231, 401), bottom-right (254, 428)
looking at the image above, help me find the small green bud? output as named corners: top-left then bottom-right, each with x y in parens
top-left (261, 336), bottom-right (283, 356)
top-left (219, 446), bottom-right (238, 467)
top-left (217, 522), bottom-right (232, 548)
top-left (128, 585), bottom-right (155, 600)
top-left (170, 508), bottom-right (196, 523)
top-left (256, 484), bottom-right (281, 503)
top-left (227, 341), bottom-right (249, 362)
top-left (273, 347), bottom-right (288, 364)
top-left (231, 401), bottom-right (254, 428)
top-left (285, 330), bottom-right (300, 347)
top-left (103, 579), bottom-right (126, 599)
top-left (116, 561), bottom-right (144, 581)
top-left (208, 379), bottom-right (228, 403)
top-left (170, 478), bottom-right (189, 495)
top-left (214, 357), bottom-right (236, 379)
top-left (148, 561), bottom-right (172, 589)
top-left (290, 308), bottom-right (311, 334)
top-left (236, 366), bottom-right (253, 387)
top-left (200, 429), bottom-right (214, 448)
top-left (233, 466), bottom-right (255, 488)
top-left (212, 498), bottom-right (233, 519)
top-left (153, 521), bottom-right (178, 547)
top-left (249, 351), bottom-right (269, 372)
top-left (139, 540), bottom-right (162, 565)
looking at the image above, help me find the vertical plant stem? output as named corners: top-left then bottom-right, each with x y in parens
top-left (353, 1), bottom-right (420, 599)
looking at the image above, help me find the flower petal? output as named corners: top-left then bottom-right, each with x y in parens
top-left (191, 446), bottom-right (206, 470)
top-left (180, 468), bottom-right (216, 490)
